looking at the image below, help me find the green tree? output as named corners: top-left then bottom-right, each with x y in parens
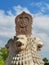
top-left (43, 58), bottom-right (49, 65)
top-left (43, 58), bottom-right (48, 63)
top-left (0, 59), bottom-right (4, 65)
top-left (0, 47), bottom-right (8, 65)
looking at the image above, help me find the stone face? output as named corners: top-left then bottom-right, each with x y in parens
top-left (5, 12), bottom-right (44, 65)
top-left (15, 12), bottom-right (33, 36)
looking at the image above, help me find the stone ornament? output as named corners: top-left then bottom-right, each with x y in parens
top-left (15, 12), bottom-right (32, 36)
top-left (5, 12), bottom-right (44, 65)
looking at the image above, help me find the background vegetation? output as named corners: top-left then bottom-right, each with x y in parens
top-left (0, 47), bottom-right (8, 65)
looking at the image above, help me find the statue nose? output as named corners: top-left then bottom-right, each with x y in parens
top-left (17, 42), bottom-right (22, 47)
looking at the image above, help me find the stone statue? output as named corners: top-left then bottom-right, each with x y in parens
top-left (5, 12), bottom-right (44, 65)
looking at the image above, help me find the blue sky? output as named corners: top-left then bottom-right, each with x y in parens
top-left (0, 0), bottom-right (49, 59)
top-left (0, 0), bottom-right (49, 15)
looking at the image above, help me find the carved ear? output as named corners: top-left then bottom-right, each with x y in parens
top-left (37, 42), bottom-right (43, 51)
top-left (5, 39), bottom-right (14, 49)
top-left (32, 37), bottom-right (43, 51)
top-left (5, 40), bottom-right (10, 49)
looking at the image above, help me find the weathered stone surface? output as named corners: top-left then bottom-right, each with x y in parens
top-left (15, 12), bottom-right (33, 36)
top-left (5, 12), bottom-right (44, 65)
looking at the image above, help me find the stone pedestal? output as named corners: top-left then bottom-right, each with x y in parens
top-left (5, 12), bottom-right (44, 65)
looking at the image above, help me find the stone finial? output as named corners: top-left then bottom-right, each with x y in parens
top-left (15, 11), bottom-right (33, 36)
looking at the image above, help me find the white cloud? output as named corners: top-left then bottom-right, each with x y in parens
top-left (0, 40), bottom-right (2, 44)
top-left (30, 2), bottom-right (49, 15)
top-left (0, 40), bottom-right (4, 47)
top-left (13, 5), bottom-right (31, 15)
top-left (0, 10), bottom-right (15, 38)
top-left (0, 31), bottom-right (15, 38)
top-left (7, 10), bottom-right (14, 16)
top-left (45, 3), bottom-right (49, 10)
top-left (33, 16), bottom-right (49, 31)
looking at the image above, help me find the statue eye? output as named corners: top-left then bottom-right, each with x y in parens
top-left (16, 37), bottom-right (19, 40)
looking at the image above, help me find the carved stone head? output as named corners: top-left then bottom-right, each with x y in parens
top-left (14, 35), bottom-right (28, 52)
top-left (32, 37), bottom-right (43, 51)
top-left (15, 12), bottom-right (33, 36)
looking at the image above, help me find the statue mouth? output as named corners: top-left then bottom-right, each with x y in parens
top-left (20, 25), bottom-right (27, 28)
top-left (20, 26), bottom-right (24, 28)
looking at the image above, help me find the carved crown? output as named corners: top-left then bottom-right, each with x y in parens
top-left (15, 12), bottom-right (33, 36)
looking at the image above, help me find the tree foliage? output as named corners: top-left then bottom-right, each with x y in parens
top-left (0, 47), bottom-right (8, 65)
top-left (43, 58), bottom-right (48, 63)
top-left (43, 58), bottom-right (49, 65)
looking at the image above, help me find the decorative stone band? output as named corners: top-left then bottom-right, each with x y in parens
top-left (11, 50), bottom-right (33, 65)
